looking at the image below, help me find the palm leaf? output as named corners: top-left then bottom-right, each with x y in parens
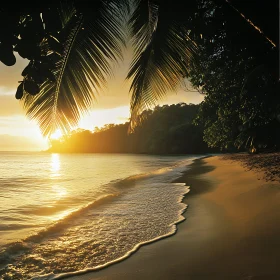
top-left (21, 1), bottom-right (128, 137)
top-left (127, 1), bottom-right (198, 129)
top-left (128, 0), bottom-right (159, 57)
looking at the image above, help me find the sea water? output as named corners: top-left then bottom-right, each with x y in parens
top-left (0, 152), bottom-right (201, 279)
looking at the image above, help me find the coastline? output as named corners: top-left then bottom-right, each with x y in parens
top-left (65, 155), bottom-right (280, 280)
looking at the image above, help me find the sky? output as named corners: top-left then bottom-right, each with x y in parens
top-left (0, 52), bottom-right (204, 151)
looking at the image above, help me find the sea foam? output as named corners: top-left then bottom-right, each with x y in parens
top-left (0, 154), bottom-right (199, 279)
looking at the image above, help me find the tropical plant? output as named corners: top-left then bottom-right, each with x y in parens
top-left (191, 1), bottom-right (279, 152)
top-left (1, 1), bottom-right (199, 136)
top-left (1, 1), bottom-right (129, 136)
top-left (0, 0), bottom-right (278, 147)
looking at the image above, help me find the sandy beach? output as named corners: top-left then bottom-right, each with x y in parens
top-left (65, 155), bottom-right (280, 280)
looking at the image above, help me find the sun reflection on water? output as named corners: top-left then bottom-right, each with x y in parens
top-left (52, 185), bottom-right (68, 199)
top-left (50, 153), bottom-right (60, 176)
top-left (50, 154), bottom-right (68, 200)
top-left (48, 154), bottom-right (70, 221)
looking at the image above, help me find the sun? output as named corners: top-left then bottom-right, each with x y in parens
top-left (50, 129), bottom-right (63, 140)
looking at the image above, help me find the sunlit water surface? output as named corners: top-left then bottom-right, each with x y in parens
top-left (0, 152), bottom-right (202, 279)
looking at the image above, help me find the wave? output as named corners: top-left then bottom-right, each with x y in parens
top-left (112, 159), bottom-right (194, 190)
top-left (0, 156), bottom-right (198, 279)
top-left (0, 194), bottom-right (118, 268)
top-left (0, 165), bottom-right (168, 268)
top-left (33, 184), bottom-right (190, 280)
top-left (1, 165), bottom-right (170, 266)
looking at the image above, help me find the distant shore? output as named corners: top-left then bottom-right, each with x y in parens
top-left (65, 153), bottom-right (280, 280)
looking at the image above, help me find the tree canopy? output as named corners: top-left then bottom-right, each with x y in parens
top-left (186, 0), bottom-right (279, 152)
top-left (49, 103), bottom-right (214, 154)
top-left (0, 0), bottom-right (279, 153)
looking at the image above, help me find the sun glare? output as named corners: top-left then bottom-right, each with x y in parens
top-left (50, 153), bottom-right (60, 175)
top-left (78, 106), bottom-right (130, 130)
top-left (50, 129), bottom-right (63, 140)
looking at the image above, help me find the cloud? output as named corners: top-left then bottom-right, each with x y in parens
top-left (0, 115), bottom-right (44, 137)
top-left (78, 106), bottom-right (130, 130)
top-left (158, 89), bottom-right (205, 106)
top-left (0, 115), bottom-right (48, 152)
top-left (0, 134), bottom-right (47, 151)
top-left (0, 55), bottom-right (28, 116)
top-left (0, 54), bottom-right (28, 92)
top-left (0, 95), bottom-right (23, 116)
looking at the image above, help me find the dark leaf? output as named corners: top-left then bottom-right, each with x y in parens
top-left (127, 0), bottom-right (197, 128)
top-left (42, 8), bottom-right (62, 34)
top-left (0, 44), bottom-right (16, 66)
top-left (47, 35), bottom-right (64, 55)
top-left (15, 82), bottom-right (24, 99)
top-left (21, 62), bottom-right (33, 76)
top-left (36, 63), bottom-right (56, 82)
top-left (20, 14), bottom-right (44, 42)
top-left (24, 80), bottom-right (40, 95)
top-left (14, 40), bottom-right (41, 60)
top-left (31, 71), bottom-right (46, 84)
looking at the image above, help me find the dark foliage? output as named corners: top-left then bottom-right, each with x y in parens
top-left (49, 103), bottom-right (214, 154)
top-left (187, 0), bottom-right (279, 153)
top-left (0, 1), bottom-right (279, 153)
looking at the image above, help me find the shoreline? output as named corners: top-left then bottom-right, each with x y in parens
top-left (52, 184), bottom-right (191, 280)
top-left (221, 152), bottom-right (280, 182)
top-left (65, 155), bottom-right (280, 280)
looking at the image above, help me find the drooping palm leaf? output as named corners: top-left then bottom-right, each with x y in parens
top-left (127, 0), bottom-right (198, 129)
top-left (21, 1), bottom-right (128, 137)
top-left (129, 0), bottom-right (159, 57)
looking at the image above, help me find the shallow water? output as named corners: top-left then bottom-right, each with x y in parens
top-left (0, 152), bottom-right (201, 279)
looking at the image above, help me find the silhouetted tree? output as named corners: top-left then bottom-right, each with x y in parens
top-left (1, 1), bottom-right (278, 152)
top-left (49, 103), bottom-right (213, 154)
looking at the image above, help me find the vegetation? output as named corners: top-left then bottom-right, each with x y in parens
top-left (186, 0), bottom-right (279, 152)
top-left (49, 103), bottom-right (214, 154)
top-left (0, 1), bottom-right (279, 153)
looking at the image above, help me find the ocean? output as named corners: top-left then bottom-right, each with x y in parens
top-left (0, 152), bottom-right (202, 279)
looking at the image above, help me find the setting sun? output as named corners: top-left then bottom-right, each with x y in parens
top-left (50, 129), bottom-right (63, 140)
top-left (78, 106), bottom-right (130, 131)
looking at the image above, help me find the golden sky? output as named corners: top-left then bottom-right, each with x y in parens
top-left (0, 53), bottom-right (204, 151)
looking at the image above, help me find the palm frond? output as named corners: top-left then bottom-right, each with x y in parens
top-left (22, 1), bottom-right (128, 137)
top-left (127, 1), bottom-right (198, 129)
top-left (129, 0), bottom-right (159, 57)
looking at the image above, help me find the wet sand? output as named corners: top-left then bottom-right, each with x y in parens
top-left (65, 155), bottom-right (280, 280)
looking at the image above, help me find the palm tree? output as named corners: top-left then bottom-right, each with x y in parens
top-left (9, 1), bottom-right (129, 136)
top-left (0, 0), bottom-right (277, 137)
top-left (0, 0), bottom-right (199, 136)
